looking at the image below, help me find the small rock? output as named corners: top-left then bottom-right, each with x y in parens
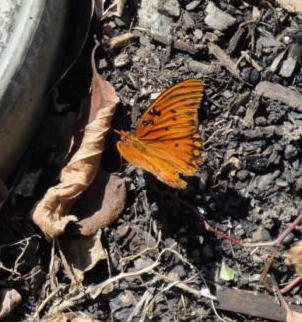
top-left (205, 2), bottom-right (236, 31)
top-left (138, 0), bottom-right (173, 37)
top-left (255, 117), bottom-right (267, 126)
top-left (223, 90), bottom-right (233, 99)
top-left (284, 144), bottom-right (297, 160)
top-left (186, 0), bottom-right (201, 11)
top-left (182, 11), bottom-right (195, 30)
top-left (114, 17), bottom-right (126, 27)
top-left (159, 0), bottom-right (180, 17)
top-left (114, 53), bottom-right (130, 68)
top-left (294, 176), bottom-right (302, 192)
top-left (252, 227), bottom-right (271, 242)
top-left (257, 170), bottom-right (280, 191)
top-left (203, 32), bottom-right (219, 42)
top-left (234, 224), bottom-right (245, 237)
top-left (98, 58), bottom-right (108, 69)
top-left (241, 67), bottom-right (261, 85)
top-left (236, 170), bottom-right (249, 181)
top-left (169, 264), bottom-right (186, 279)
top-left (193, 29), bottom-right (203, 40)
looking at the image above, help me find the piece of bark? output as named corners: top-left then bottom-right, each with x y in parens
top-left (279, 44), bottom-right (302, 78)
top-left (151, 33), bottom-right (200, 55)
top-left (208, 43), bottom-right (241, 79)
top-left (109, 33), bottom-right (137, 50)
top-left (255, 81), bottom-right (302, 111)
top-left (215, 287), bottom-right (302, 321)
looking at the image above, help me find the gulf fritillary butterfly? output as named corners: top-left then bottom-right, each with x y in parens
top-left (116, 78), bottom-right (204, 189)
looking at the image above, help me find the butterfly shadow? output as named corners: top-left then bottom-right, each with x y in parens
top-left (147, 181), bottom-right (251, 286)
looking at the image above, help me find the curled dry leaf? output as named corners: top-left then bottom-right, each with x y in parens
top-left (32, 71), bottom-right (120, 240)
top-left (276, 0), bottom-right (302, 15)
top-left (60, 229), bottom-right (106, 282)
top-left (284, 240), bottom-right (302, 276)
top-left (287, 308), bottom-right (302, 322)
top-left (0, 288), bottom-right (22, 320)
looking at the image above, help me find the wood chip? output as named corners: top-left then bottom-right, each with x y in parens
top-left (109, 33), bottom-right (137, 49)
top-left (208, 43), bottom-right (241, 79)
top-left (216, 286), bottom-right (302, 321)
top-left (255, 81), bottom-right (302, 111)
top-left (187, 60), bottom-right (220, 74)
top-left (151, 33), bottom-right (199, 55)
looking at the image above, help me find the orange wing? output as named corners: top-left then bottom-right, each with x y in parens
top-left (116, 79), bottom-right (204, 189)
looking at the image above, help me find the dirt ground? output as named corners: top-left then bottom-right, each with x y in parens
top-left (2, 0), bottom-right (302, 321)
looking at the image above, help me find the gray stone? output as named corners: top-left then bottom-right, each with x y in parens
top-left (205, 2), bottom-right (236, 31)
top-left (159, 0), bottom-right (180, 17)
top-left (138, 0), bottom-right (173, 37)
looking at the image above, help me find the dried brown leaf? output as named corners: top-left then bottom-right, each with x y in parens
top-left (287, 307), bottom-right (302, 322)
top-left (0, 288), bottom-right (22, 319)
top-left (75, 171), bottom-right (126, 236)
top-left (60, 230), bottom-right (106, 282)
top-left (284, 240), bottom-right (302, 276)
top-left (276, 0), bottom-right (302, 15)
top-left (32, 72), bottom-right (120, 240)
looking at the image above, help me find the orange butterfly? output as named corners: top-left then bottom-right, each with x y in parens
top-left (116, 79), bottom-right (204, 189)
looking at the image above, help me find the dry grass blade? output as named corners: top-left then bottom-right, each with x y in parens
top-left (31, 67), bottom-right (120, 240)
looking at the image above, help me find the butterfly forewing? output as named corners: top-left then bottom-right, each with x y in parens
top-left (117, 78), bottom-right (204, 189)
top-left (136, 79), bottom-right (203, 139)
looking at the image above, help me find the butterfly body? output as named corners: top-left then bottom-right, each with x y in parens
top-left (116, 79), bottom-right (204, 189)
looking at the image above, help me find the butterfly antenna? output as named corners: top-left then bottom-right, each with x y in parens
top-left (114, 129), bottom-right (121, 136)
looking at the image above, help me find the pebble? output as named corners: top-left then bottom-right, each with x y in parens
top-left (223, 90), bottom-right (233, 99)
top-left (186, 0), bottom-right (201, 11)
top-left (205, 2), bottom-right (236, 31)
top-left (159, 0), bottom-right (180, 17)
top-left (98, 58), bottom-right (108, 69)
top-left (114, 53), bottom-right (130, 67)
top-left (236, 170), bottom-right (249, 181)
top-left (241, 67), bottom-right (261, 84)
top-left (193, 29), bottom-right (203, 40)
top-left (284, 144), bottom-right (297, 160)
top-left (182, 11), bottom-right (195, 30)
top-left (138, 0), bottom-right (173, 37)
top-left (252, 227), bottom-right (271, 242)
top-left (294, 176), bottom-right (302, 192)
